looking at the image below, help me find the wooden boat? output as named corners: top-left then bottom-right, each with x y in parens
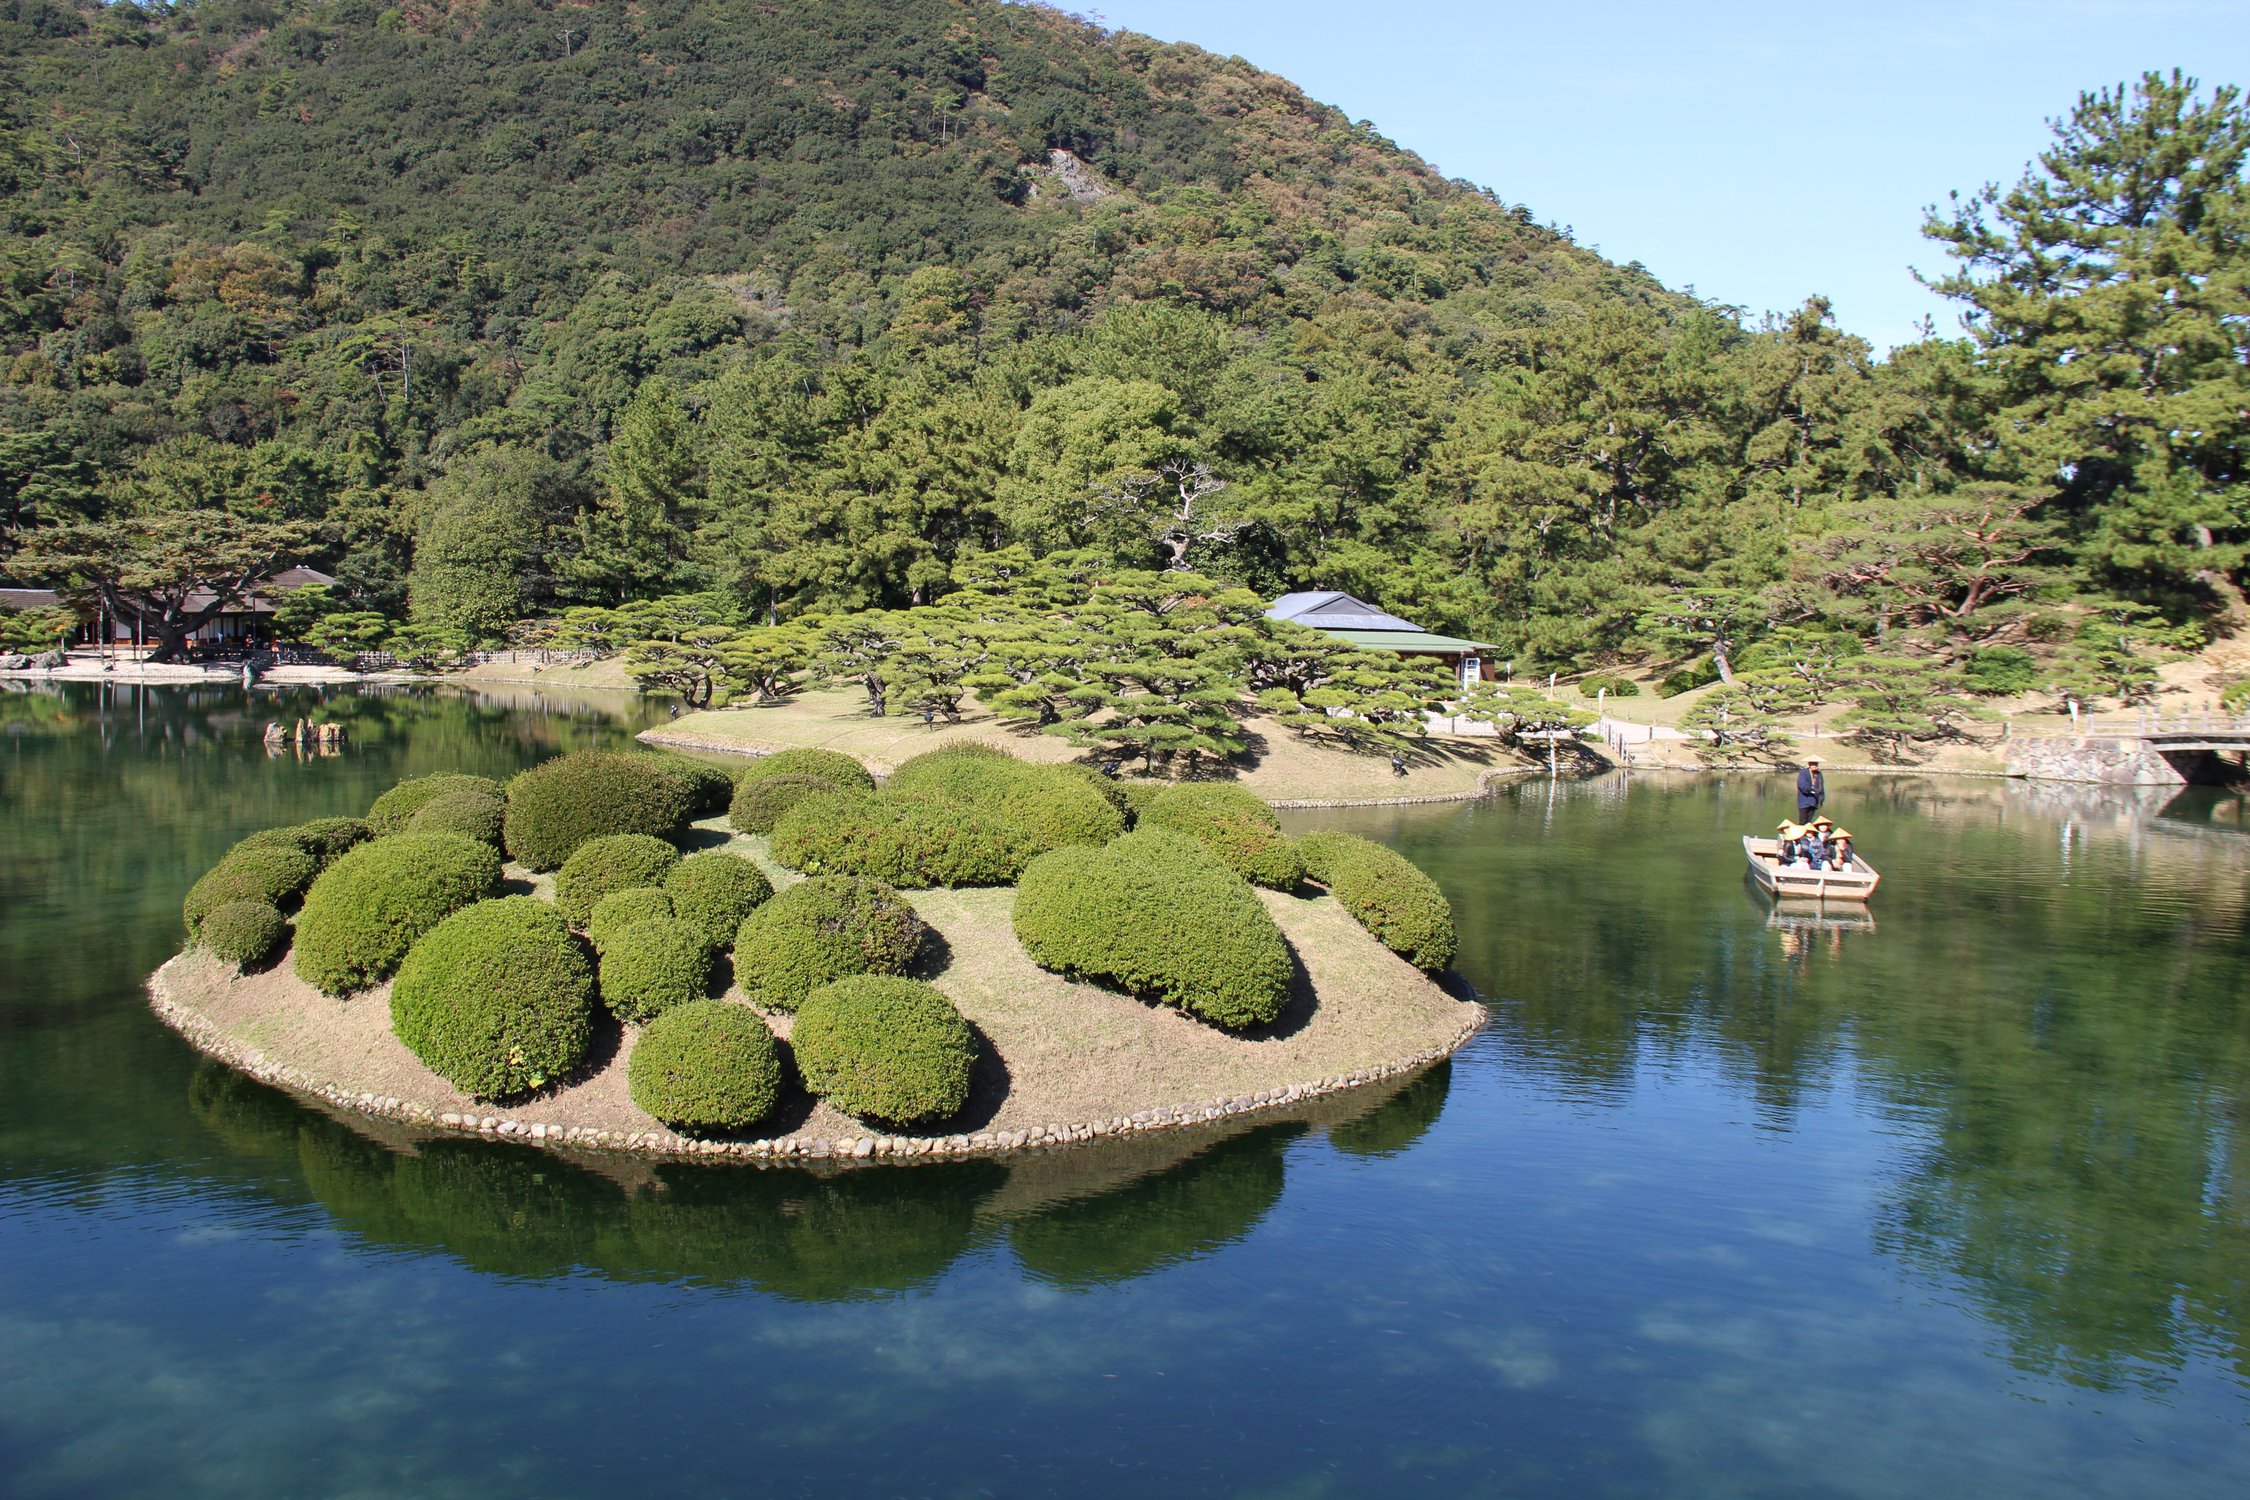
top-left (1742, 836), bottom-right (1881, 902)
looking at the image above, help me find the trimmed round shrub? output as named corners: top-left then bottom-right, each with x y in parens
top-left (770, 789), bottom-right (1039, 887)
top-left (885, 741), bottom-right (1017, 794)
top-left (390, 896), bottom-right (594, 1098)
top-left (555, 833), bottom-right (682, 926)
top-left (587, 887), bottom-right (677, 952)
top-left (367, 773), bottom-right (507, 835)
top-left (184, 843), bottom-right (319, 933)
top-left (288, 817), bottom-right (376, 867)
top-left (406, 789), bottom-right (506, 848)
top-left (502, 751), bottom-right (694, 871)
top-left (663, 851), bottom-right (773, 949)
top-left (737, 746), bottom-right (875, 793)
top-left (733, 875), bottom-right (926, 1010)
top-left (228, 816), bottom-right (374, 870)
top-left (1014, 829), bottom-right (1291, 1030)
top-left (629, 1000), bottom-right (782, 1135)
top-left (794, 976), bottom-right (975, 1127)
top-left (1140, 784), bottom-right (1304, 890)
top-left (292, 833), bottom-right (503, 995)
top-left (1964, 645), bottom-right (2040, 697)
top-left (1577, 673), bottom-right (1639, 699)
top-left (1296, 830), bottom-right (1458, 971)
top-left (197, 899), bottom-right (287, 967)
top-left (598, 917), bottom-right (715, 1024)
top-left (729, 772), bottom-right (842, 834)
top-left (888, 744), bottom-right (1125, 851)
top-left (644, 753), bottom-right (737, 817)
top-left (1054, 761), bottom-right (1134, 819)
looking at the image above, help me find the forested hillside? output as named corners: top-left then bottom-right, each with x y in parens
top-left (2, 0), bottom-right (2245, 725)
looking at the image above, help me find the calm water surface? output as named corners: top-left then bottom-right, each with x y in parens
top-left (2, 682), bottom-right (2246, 1498)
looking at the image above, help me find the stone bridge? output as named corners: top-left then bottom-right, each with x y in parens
top-left (2004, 712), bottom-right (2250, 786)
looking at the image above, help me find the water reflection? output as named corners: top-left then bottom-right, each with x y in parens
top-left (1294, 771), bottom-right (2250, 1391)
top-left (185, 1060), bottom-right (1449, 1299)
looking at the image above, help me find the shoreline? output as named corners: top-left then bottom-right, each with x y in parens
top-left (15, 660), bottom-right (2223, 794)
top-left (635, 727), bottom-right (1556, 807)
top-left (149, 960), bottom-right (1484, 1166)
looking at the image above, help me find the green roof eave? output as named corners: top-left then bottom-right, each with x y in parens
top-left (1312, 628), bottom-right (1499, 653)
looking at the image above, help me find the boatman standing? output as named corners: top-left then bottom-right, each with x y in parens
top-left (1796, 755), bottom-right (1825, 824)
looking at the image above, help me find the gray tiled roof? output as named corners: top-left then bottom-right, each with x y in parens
top-left (1266, 589), bottom-right (1426, 633)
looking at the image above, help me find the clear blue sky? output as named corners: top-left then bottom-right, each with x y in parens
top-left (1080, 0), bottom-right (2250, 349)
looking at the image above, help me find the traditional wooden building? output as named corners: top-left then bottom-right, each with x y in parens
top-left (0, 567), bottom-right (334, 650)
top-left (1265, 591), bottom-right (1499, 690)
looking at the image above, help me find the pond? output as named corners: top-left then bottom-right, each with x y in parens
top-left (2, 681), bottom-right (2246, 1498)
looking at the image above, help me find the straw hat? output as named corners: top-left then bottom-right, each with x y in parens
top-left (1813, 817), bottom-right (1835, 829)
top-left (1777, 821), bottom-right (1804, 838)
top-left (1806, 754), bottom-right (1822, 764)
top-left (1830, 828), bottom-right (1852, 840)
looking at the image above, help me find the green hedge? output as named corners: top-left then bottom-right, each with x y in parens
top-left (733, 875), bottom-right (927, 1010)
top-left (406, 789), bottom-right (506, 848)
top-left (367, 773), bottom-right (507, 835)
top-left (738, 746), bottom-right (875, 792)
top-left (390, 896), bottom-right (594, 1098)
top-left (888, 744), bottom-right (1125, 850)
top-left (770, 789), bottom-right (1039, 887)
top-left (502, 751), bottom-right (694, 871)
top-left (197, 899), bottom-right (288, 967)
top-left (1296, 830), bottom-right (1458, 971)
top-left (184, 842), bottom-right (319, 933)
top-left (1577, 673), bottom-right (1639, 699)
top-left (794, 976), bottom-right (975, 1126)
top-left (598, 917), bottom-right (715, 1024)
top-left (644, 753), bottom-right (737, 816)
top-left (1013, 829), bottom-right (1292, 1029)
top-left (728, 772), bottom-right (841, 834)
top-left (292, 833), bottom-right (503, 995)
top-left (663, 851), bottom-right (773, 948)
top-left (555, 833), bottom-right (682, 926)
top-left (628, 1000), bottom-right (782, 1134)
top-left (587, 887), bottom-right (677, 952)
top-left (1139, 784), bottom-right (1304, 889)
top-left (1117, 781), bottom-right (1166, 819)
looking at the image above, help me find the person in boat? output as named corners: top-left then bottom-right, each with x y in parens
top-left (1795, 755), bottom-right (1825, 824)
top-left (1800, 819), bottom-right (1830, 871)
top-left (1827, 826), bottom-right (1854, 870)
top-left (1775, 820), bottom-right (1803, 866)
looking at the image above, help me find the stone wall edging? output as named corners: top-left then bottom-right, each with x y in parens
top-left (149, 967), bottom-right (1486, 1166)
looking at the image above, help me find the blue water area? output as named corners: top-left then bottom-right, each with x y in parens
top-left (1, 681), bottom-right (2245, 1497)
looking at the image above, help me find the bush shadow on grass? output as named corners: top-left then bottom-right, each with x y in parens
top-left (908, 923), bottom-right (954, 981)
top-left (1040, 932), bottom-right (1319, 1044)
top-left (676, 823), bottom-right (736, 853)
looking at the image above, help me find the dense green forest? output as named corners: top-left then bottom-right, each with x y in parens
top-left (1, 1), bottom-right (2244, 723)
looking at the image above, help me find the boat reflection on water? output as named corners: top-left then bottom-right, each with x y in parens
top-left (1756, 889), bottom-right (1876, 970)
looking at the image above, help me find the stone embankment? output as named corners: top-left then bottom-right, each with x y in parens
top-left (2003, 734), bottom-right (2240, 786)
top-left (151, 976), bottom-right (1482, 1165)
